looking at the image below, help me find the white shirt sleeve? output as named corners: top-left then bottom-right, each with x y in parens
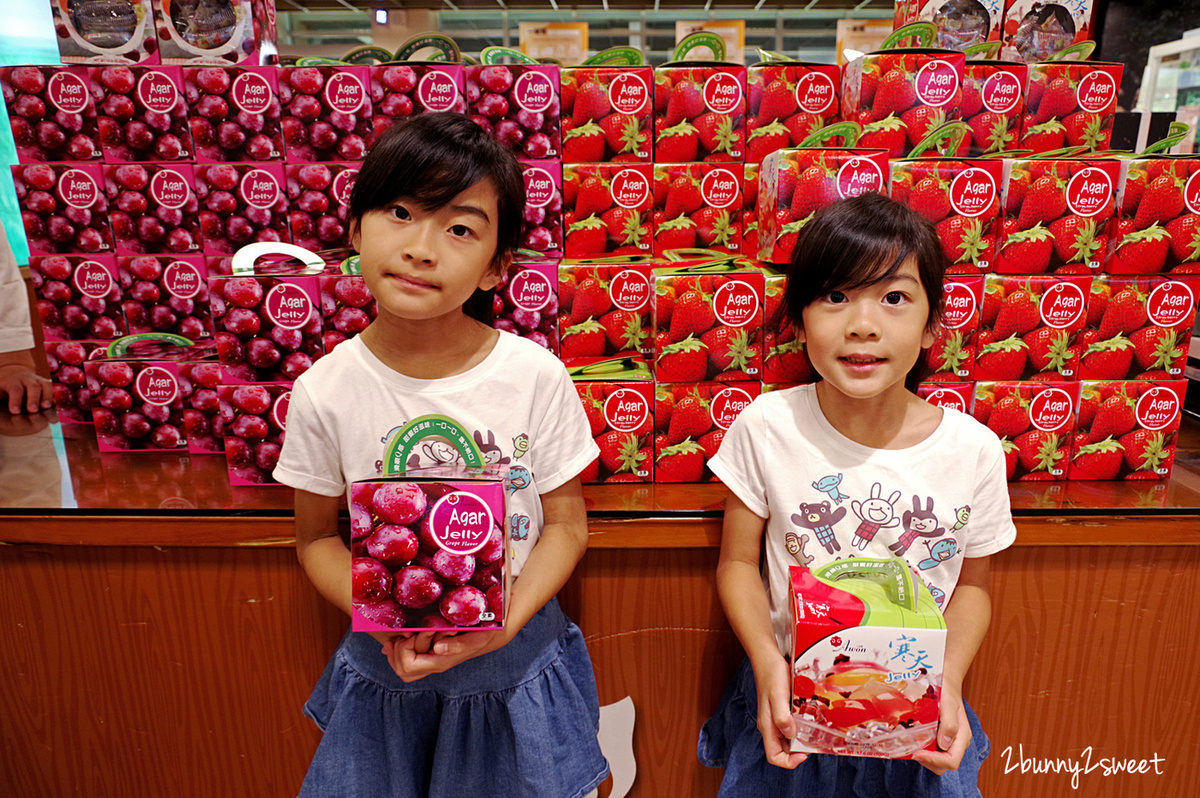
top-left (0, 221), bottom-right (35, 354)
top-left (963, 440), bottom-right (1018, 557)
top-left (707, 398), bottom-right (770, 519)
top-left (272, 379), bottom-right (346, 498)
top-left (527, 359), bottom-right (600, 494)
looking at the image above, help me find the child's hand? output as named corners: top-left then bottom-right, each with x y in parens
top-left (911, 690), bottom-right (972, 775)
top-left (0, 361), bottom-right (52, 414)
top-left (385, 628), bottom-right (513, 682)
top-left (753, 655), bottom-right (808, 770)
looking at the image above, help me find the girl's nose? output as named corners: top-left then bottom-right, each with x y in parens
top-left (403, 223), bottom-right (437, 265)
top-left (846, 301), bottom-right (880, 338)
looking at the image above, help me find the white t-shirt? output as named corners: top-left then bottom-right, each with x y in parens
top-left (274, 332), bottom-right (599, 576)
top-left (709, 384), bottom-right (1017, 656)
top-left (0, 221), bottom-right (35, 354)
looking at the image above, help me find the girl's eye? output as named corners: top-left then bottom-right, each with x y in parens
top-left (884, 291), bottom-right (907, 305)
top-left (826, 291), bottom-right (847, 303)
top-left (391, 206), bottom-right (411, 221)
top-left (449, 224), bottom-right (473, 238)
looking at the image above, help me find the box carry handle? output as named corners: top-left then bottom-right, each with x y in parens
top-left (1045, 41), bottom-right (1097, 62)
top-left (798, 120), bottom-right (862, 149)
top-left (230, 242), bottom-right (327, 276)
top-left (881, 22), bottom-right (936, 51)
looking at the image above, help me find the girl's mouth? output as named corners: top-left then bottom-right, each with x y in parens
top-left (840, 355), bottom-right (885, 372)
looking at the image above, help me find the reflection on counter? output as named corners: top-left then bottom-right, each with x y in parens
top-left (0, 412), bottom-right (62, 508)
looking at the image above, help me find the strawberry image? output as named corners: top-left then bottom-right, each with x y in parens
top-left (1133, 173), bottom-right (1185, 230)
top-left (960, 77), bottom-right (983, 119)
top-left (666, 389), bottom-right (712, 444)
top-left (562, 122), bottom-right (606, 163)
top-left (1077, 384), bottom-right (1101, 428)
top-left (695, 112), bottom-right (739, 159)
top-left (973, 387), bottom-right (995, 425)
top-left (967, 112), bottom-right (1015, 155)
top-left (909, 176), bottom-right (951, 223)
top-left (656, 121), bottom-right (700, 162)
top-left (565, 217), bottom-right (607, 257)
top-left (1165, 214), bottom-right (1200, 266)
top-left (936, 217), bottom-right (991, 272)
top-left (599, 309), bottom-right (647, 354)
top-left (1004, 169), bottom-right (1030, 216)
top-left (654, 387), bottom-right (674, 433)
top-left (665, 79), bottom-right (704, 126)
top-left (994, 225), bottom-right (1054, 274)
top-left (1120, 167), bottom-right (1149, 216)
top-left (1062, 111), bottom-right (1106, 151)
top-left (765, 339), bottom-right (817, 384)
top-left (1022, 327), bottom-right (1074, 376)
top-left (976, 335), bottom-right (1028, 381)
top-left (572, 81), bottom-right (610, 125)
top-left (986, 393), bottom-right (1030, 438)
top-left (925, 328), bottom-right (970, 379)
top-left (1048, 216), bottom-right (1103, 266)
top-left (1017, 175), bottom-right (1066, 230)
top-left (1087, 281), bottom-right (1110, 327)
top-left (577, 385), bottom-right (606, 436)
top-left (701, 325), bottom-right (757, 376)
top-left (655, 216), bottom-right (697, 252)
top-left (600, 114), bottom-right (648, 159)
top-left (1080, 336), bottom-right (1135, 380)
top-left (1108, 225), bottom-right (1171, 274)
top-left (1129, 326), bottom-right (1184, 373)
top-left (1119, 429), bottom-right (1171, 474)
top-left (1070, 438), bottom-right (1125, 480)
top-left (596, 430), bottom-right (645, 477)
top-left (655, 282), bottom-right (676, 329)
top-left (698, 429), bottom-right (726, 461)
top-left (757, 77), bottom-right (798, 124)
top-left (1014, 430), bottom-right (1065, 476)
top-left (858, 114), bottom-right (908, 156)
top-left (1034, 77), bottom-right (1077, 124)
top-left (746, 122), bottom-right (790, 164)
top-left (993, 286), bottom-right (1042, 339)
top-left (601, 207), bottom-right (645, 249)
top-left (784, 113), bottom-right (824, 146)
top-left (872, 68), bottom-right (917, 120)
top-left (656, 335), bottom-right (708, 382)
top-left (560, 319), bottom-right (606, 358)
top-left (569, 275), bottom-right (611, 322)
top-left (692, 208), bottom-right (736, 249)
top-left (1090, 393), bottom-right (1137, 440)
top-left (669, 288), bottom-right (716, 340)
top-left (664, 173), bottom-right (702, 219)
top-left (656, 439), bottom-right (705, 482)
top-left (1097, 285), bottom-right (1146, 338)
top-left (901, 105), bottom-right (946, 148)
top-left (575, 176), bottom-right (612, 218)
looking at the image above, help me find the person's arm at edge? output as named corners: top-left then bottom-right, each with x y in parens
top-left (0, 349), bottom-right (52, 414)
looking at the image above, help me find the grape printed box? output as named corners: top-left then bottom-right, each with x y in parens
top-left (351, 471), bottom-right (508, 632)
top-left (181, 358), bottom-right (224, 454)
top-left (195, 162), bottom-right (290, 255)
top-left (371, 63), bottom-right (466, 139)
top-left (52, 0), bottom-right (158, 65)
top-left (209, 271), bottom-right (324, 384)
top-left (1068, 380), bottom-right (1187, 481)
top-left (789, 559), bottom-right (946, 758)
top-left (561, 65), bottom-right (653, 163)
top-left (1107, 156), bottom-right (1200, 274)
top-left (184, 66), bottom-right (284, 163)
top-left (85, 356), bottom-right (188, 452)
top-left (745, 62), bottom-right (841, 164)
top-left (44, 340), bottom-right (105, 423)
top-left (285, 162), bottom-right (358, 252)
top-left (466, 63), bottom-right (560, 161)
top-left (279, 66), bottom-right (374, 162)
top-left (118, 254), bottom-right (212, 339)
top-left (104, 163), bottom-right (201, 256)
top-left (559, 261), bottom-right (654, 359)
top-left (653, 269), bottom-right (764, 383)
top-left (519, 160), bottom-right (564, 256)
top-left (89, 65), bottom-right (194, 162)
top-left (1079, 275), bottom-right (1199, 381)
top-left (219, 383), bottom-right (290, 483)
top-left (654, 382), bottom-right (761, 482)
top-left (977, 274), bottom-right (1092, 381)
top-left (494, 256), bottom-right (560, 355)
top-left (973, 380), bottom-right (1082, 480)
top-left (30, 254), bottom-right (126, 341)
top-left (1, 65), bottom-right (103, 162)
top-left (13, 162), bottom-right (113, 256)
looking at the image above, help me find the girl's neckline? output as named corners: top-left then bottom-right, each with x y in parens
top-left (799, 384), bottom-right (950, 457)
top-left (351, 329), bottom-right (512, 391)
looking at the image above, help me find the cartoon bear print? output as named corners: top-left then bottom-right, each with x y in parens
top-left (791, 501), bottom-right (847, 555)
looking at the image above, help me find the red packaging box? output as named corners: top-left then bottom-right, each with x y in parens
top-left (184, 65), bottom-right (284, 162)
top-left (318, 259), bottom-right (377, 354)
top-left (104, 162), bottom-right (201, 256)
top-left (1, 66), bottom-right (103, 162)
top-left (761, 268), bottom-right (818, 385)
top-left (996, 158), bottom-right (1119, 274)
top-left (219, 382), bottom-right (290, 483)
top-left (559, 261), bottom-right (654, 359)
top-left (567, 357), bottom-right (655, 484)
top-left (895, 1), bottom-right (1004, 50)
top-left (279, 66), bottom-right (373, 162)
top-left (561, 66), bottom-right (653, 163)
top-left (89, 65), bottom-right (194, 162)
top-left (977, 274), bottom-right (1091, 381)
top-left (925, 275), bottom-right (984, 382)
top-left (757, 146), bottom-right (889, 265)
top-left (745, 62), bottom-right (840, 164)
top-left (742, 162), bottom-right (760, 257)
top-left (466, 63), bottom-right (560, 160)
top-left (44, 340), bottom-right (104, 423)
top-left (494, 256), bottom-right (560, 355)
top-left (13, 162), bottom-right (113, 256)
top-left (1020, 60), bottom-right (1122, 153)
top-left (85, 341), bottom-right (190, 452)
top-left (519, 160), bottom-right (564, 256)
top-left (890, 158), bottom-right (1002, 274)
top-left (1068, 380), bottom-right (1186, 480)
top-left (917, 382), bottom-right (974, 414)
top-left (195, 162), bottom-right (289, 254)
top-left (30, 254), bottom-right (126, 341)
top-left (180, 357), bottom-right (224, 453)
top-left (563, 163), bottom-right (654, 258)
top-left (1107, 157), bottom-right (1200, 274)
top-left (653, 267), bottom-right (764, 383)
top-left (654, 63), bottom-right (747, 163)
top-left (284, 162), bottom-right (358, 252)
top-left (961, 60), bottom-right (1028, 157)
top-left (52, 0), bottom-right (158, 65)
top-left (1079, 275), bottom-right (1199, 381)
top-left (973, 380), bottom-right (1081, 480)
top-left (118, 254), bottom-right (212, 339)
top-left (1001, 1), bottom-right (1097, 63)
top-left (841, 50), bottom-right (966, 159)
top-left (652, 162), bottom-right (743, 256)
top-left (654, 382), bottom-right (761, 482)
top-left (371, 63), bottom-right (466, 139)
top-left (152, 0), bottom-right (259, 66)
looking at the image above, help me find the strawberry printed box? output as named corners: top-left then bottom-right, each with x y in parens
top-left (917, 382), bottom-right (974, 413)
top-left (494, 255), bottom-right (560, 354)
top-left (977, 274), bottom-right (1091, 381)
top-left (13, 162), bottom-right (113, 256)
top-left (894, 0), bottom-right (1004, 50)
top-left (1020, 60), bottom-right (1121, 153)
top-left (1079, 275), bottom-right (1199, 381)
top-left (568, 357), bottom-right (655, 484)
top-left (745, 62), bottom-right (840, 164)
top-left (563, 164), bottom-right (654, 258)
top-left (519, 160), bottom-right (564, 256)
top-left (30, 254), bottom-right (126, 341)
top-left (103, 163), bottom-right (201, 256)
top-left (762, 268), bottom-right (818, 385)
top-left (118, 254), bottom-right (212, 339)
top-left (195, 162), bottom-right (290, 254)
top-left (654, 382), bottom-right (761, 482)
top-left (1, 65), bottom-right (103, 162)
top-left (960, 60), bottom-right (1028, 157)
top-left (890, 157), bottom-right (1002, 274)
top-left (561, 66), bottom-right (653, 163)
top-left (371, 63), bottom-right (465, 140)
top-left (89, 65), bottom-right (194, 162)
top-left (559, 260), bottom-right (653, 359)
top-left (654, 63), bottom-right (747, 163)
top-left (279, 66), bottom-right (373, 162)
top-left (997, 158), bottom-right (1119, 274)
top-left (789, 558), bottom-right (947, 758)
top-left (925, 275), bottom-right (984, 382)
top-left (652, 163), bottom-right (743, 256)
top-left (351, 468), bottom-right (509, 632)
top-left (973, 380), bottom-right (1081, 480)
top-left (1068, 380), bottom-right (1186, 480)
top-left (1107, 157), bottom-right (1200, 274)
top-left (653, 266), bottom-right (764, 383)
top-left (466, 61), bottom-right (560, 161)
top-left (742, 162), bottom-right (760, 257)
top-left (219, 382), bottom-right (290, 483)
top-left (184, 66), bottom-right (284, 163)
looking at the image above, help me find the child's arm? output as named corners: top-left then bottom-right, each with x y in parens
top-left (0, 350), bottom-right (52, 414)
top-left (388, 476), bottom-right (589, 680)
top-left (912, 553), bottom-right (992, 775)
top-left (717, 493), bottom-right (808, 770)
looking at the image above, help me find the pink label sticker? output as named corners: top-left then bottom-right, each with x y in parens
top-left (604, 387), bottom-right (649, 433)
top-left (332, 168), bottom-right (358, 206)
top-left (1065, 167), bottom-right (1113, 217)
top-left (609, 72), bottom-right (649, 115)
top-left (941, 282), bottom-right (977, 330)
top-left (1185, 170), bottom-right (1200, 215)
top-left (703, 72), bottom-right (742, 114)
top-left (1039, 281), bottom-right (1086, 329)
top-left (1029, 387), bottom-right (1073, 432)
top-left (324, 72), bottom-right (366, 114)
top-left (513, 71), bottom-right (554, 113)
top-left (701, 168), bottom-right (740, 209)
top-left (1135, 386), bottom-right (1180, 431)
top-left (1077, 70), bottom-right (1117, 114)
top-left (264, 282), bottom-right (313, 329)
top-left (1146, 280), bottom-right (1196, 327)
top-left (949, 168), bottom-right (997, 217)
top-left (795, 71), bottom-right (836, 115)
top-left (610, 168), bottom-right (650, 209)
top-left (429, 491), bottom-right (494, 555)
top-left (135, 366), bottom-right (179, 406)
top-left (272, 390), bottom-right (290, 431)
top-left (710, 386), bottom-right (755, 430)
top-left (240, 169), bottom-right (282, 210)
top-left (923, 388), bottom-right (968, 413)
top-left (163, 260), bottom-right (202, 299)
top-left (417, 71), bottom-right (458, 112)
top-left (231, 71), bottom-right (272, 115)
top-left (981, 70), bottom-right (1022, 115)
top-left (47, 71), bottom-right (89, 114)
top-left (713, 280), bottom-right (758, 327)
top-left (836, 158), bottom-right (885, 199)
top-left (915, 60), bottom-right (959, 108)
top-left (58, 169), bottom-right (100, 210)
top-left (608, 268), bottom-right (650, 311)
top-left (507, 268), bottom-right (552, 312)
top-left (523, 166), bottom-right (556, 209)
top-left (73, 260), bottom-right (113, 299)
top-left (150, 169), bottom-right (190, 210)
top-left (137, 72), bottom-right (179, 114)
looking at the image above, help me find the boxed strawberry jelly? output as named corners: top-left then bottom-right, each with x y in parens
top-left (285, 162), bottom-right (358, 252)
top-left (561, 66), bottom-right (653, 163)
top-left (961, 61), bottom-right (1027, 157)
top-left (654, 381), bottom-right (761, 482)
top-left (559, 260), bottom-right (654, 359)
top-left (1002, 1), bottom-right (1097, 63)
top-left (976, 274), bottom-right (1090, 381)
top-left (466, 61), bottom-right (561, 161)
top-left (118, 254), bottom-right (212, 339)
top-left (44, 340), bottom-right (105, 423)
top-left (13, 162), bottom-right (113, 256)
top-left (652, 163), bottom-right (743, 256)
top-left (563, 163), bottom-right (655, 258)
top-left (996, 158), bottom-right (1119, 274)
top-left (89, 64), bottom-right (194, 162)
top-left (351, 468), bottom-right (509, 632)
top-left (567, 357), bottom-right (655, 484)
top-left (917, 382), bottom-right (974, 414)
top-left (790, 558), bottom-right (946, 758)
top-left (279, 66), bottom-right (373, 162)
top-left (85, 339), bottom-right (190, 452)
top-left (30, 254), bottom-right (126, 341)
top-left (890, 158), bottom-right (1002, 274)
top-left (371, 63), bottom-right (465, 140)
top-left (745, 61), bottom-right (840, 165)
top-left (195, 162), bottom-right (290, 254)
top-left (973, 380), bottom-right (1080, 480)
top-left (184, 65), bottom-right (284, 162)
top-left (653, 266), bottom-right (764, 383)
top-left (1067, 380), bottom-right (1186, 480)
top-left (925, 275), bottom-right (984, 382)
top-left (742, 162), bottom-right (759, 257)
top-left (494, 255), bottom-right (560, 354)
top-left (762, 267), bottom-right (818, 386)
top-left (152, 0), bottom-right (259, 66)
top-left (519, 160), bottom-right (564, 256)
top-left (219, 382), bottom-right (290, 482)
top-left (894, 1), bottom-right (1003, 50)
top-left (1107, 157), bottom-right (1200, 274)
top-left (1079, 275), bottom-right (1199, 381)
top-left (52, 0), bottom-right (158, 65)
top-left (1020, 60), bottom-right (1122, 153)
top-left (654, 62), bottom-right (747, 163)
top-left (104, 163), bottom-right (201, 256)
top-left (1, 66), bottom-right (103, 163)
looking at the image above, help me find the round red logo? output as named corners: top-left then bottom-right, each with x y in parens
top-left (73, 260), bottom-right (113, 299)
top-left (429, 491), bottom-right (494, 555)
top-left (608, 269), bottom-right (650, 311)
top-left (58, 169), bottom-right (99, 210)
top-left (700, 168), bottom-right (740, 209)
top-left (713, 280), bottom-right (758, 327)
top-left (137, 71), bottom-right (179, 114)
top-left (1065, 167), bottom-right (1113, 217)
top-left (1184, 170), bottom-right (1200, 215)
top-left (1146, 280), bottom-right (1196, 328)
top-left (324, 72), bottom-right (366, 114)
top-left (949, 168), bottom-right (997, 218)
top-left (1039, 281), bottom-right (1086, 329)
top-left (231, 71), bottom-right (272, 115)
top-left (608, 72), bottom-right (649, 115)
top-left (417, 71), bottom-right (458, 112)
top-left (513, 71), bottom-right (554, 113)
top-left (1029, 387), bottom-right (1074, 432)
top-left (703, 72), bottom-right (742, 114)
top-left (272, 390), bottom-right (291, 431)
top-left (981, 70), bottom-right (1022, 115)
top-left (47, 70), bottom-right (89, 114)
top-left (1077, 70), bottom-right (1117, 114)
top-left (332, 168), bottom-right (358, 205)
top-left (163, 260), bottom-right (202, 300)
top-left (1135, 386), bottom-right (1180, 431)
top-left (240, 169), bottom-right (282, 210)
top-left (611, 168), bottom-right (651, 209)
top-left (523, 166), bottom-right (556, 209)
top-left (941, 281), bottom-right (977, 330)
top-left (264, 283), bottom-right (313, 329)
top-left (836, 158), bottom-right (885, 199)
top-left (507, 268), bottom-right (553, 312)
top-left (603, 388), bottom-right (649, 433)
top-left (924, 388), bottom-right (967, 413)
top-left (710, 387), bottom-right (755, 430)
top-left (150, 169), bottom-right (190, 210)
top-left (794, 70), bottom-right (836, 115)
top-left (135, 366), bottom-right (179, 406)
top-left (914, 60), bottom-right (959, 107)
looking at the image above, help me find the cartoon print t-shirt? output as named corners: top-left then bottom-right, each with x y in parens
top-left (274, 332), bottom-right (599, 577)
top-left (709, 384), bottom-right (1016, 656)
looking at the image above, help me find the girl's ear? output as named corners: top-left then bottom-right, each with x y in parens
top-left (921, 319), bottom-right (940, 350)
top-left (794, 323), bottom-right (805, 344)
top-left (348, 218), bottom-right (361, 253)
top-left (480, 250), bottom-right (511, 292)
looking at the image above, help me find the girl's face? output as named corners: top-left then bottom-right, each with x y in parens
top-left (350, 179), bottom-right (506, 324)
top-left (797, 256), bottom-right (936, 404)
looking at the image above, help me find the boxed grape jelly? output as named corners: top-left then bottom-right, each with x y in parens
top-left (184, 65), bottom-right (284, 163)
top-left (563, 163), bottom-right (655, 258)
top-left (561, 65), bottom-right (653, 164)
top-left (960, 61), bottom-right (1027, 157)
top-left (195, 162), bottom-right (290, 254)
top-left (652, 163), bottom-right (743, 256)
top-left (1106, 156), bottom-right (1200, 274)
top-left (30, 254), bottom-right (127, 341)
top-left (118, 254), bottom-right (213, 339)
top-left (152, 0), bottom-right (260, 66)
top-left (279, 66), bottom-right (373, 162)
top-left (371, 63), bottom-right (466, 140)
top-left (653, 381), bottom-right (761, 482)
top-left (351, 468), bottom-right (509, 633)
top-left (789, 558), bottom-right (946, 758)
top-left (218, 382), bottom-right (290, 482)
top-left (89, 64), bottom-right (194, 162)
top-left (44, 340), bottom-right (105, 423)
top-left (653, 265), bottom-right (764, 383)
top-left (104, 163), bottom-right (201, 256)
top-left (1, 65), bottom-right (103, 163)
top-left (566, 356), bottom-right (655, 484)
top-left (12, 162), bottom-right (113, 256)
top-left (976, 274), bottom-right (1091, 381)
top-left (972, 380), bottom-right (1081, 480)
top-left (519, 160), bottom-right (564, 256)
top-left (466, 60), bottom-right (561, 161)
top-left (1019, 60), bottom-right (1122, 153)
top-left (52, 0), bottom-right (159, 65)
top-left (494, 256), bottom-right (560, 354)
top-left (1079, 275), bottom-right (1199, 381)
top-left (1067, 380), bottom-right (1187, 480)
top-left (745, 61), bottom-right (841, 164)
top-left (894, 0), bottom-right (1004, 50)
top-left (1001, 0), bottom-right (1096, 63)
top-left (285, 162), bottom-right (358, 252)
top-left (317, 252), bottom-right (377, 353)
top-left (180, 357), bottom-right (225, 453)
top-left (85, 337), bottom-right (192, 452)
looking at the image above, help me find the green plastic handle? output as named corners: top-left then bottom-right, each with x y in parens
top-left (565, 255), bottom-right (654, 265)
top-left (814, 557), bottom-right (924, 615)
top-left (1033, 146), bottom-right (1090, 158)
top-left (296, 57), bottom-right (350, 67)
top-left (798, 120), bottom-right (862, 149)
top-left (581, 46), bottom-right (644, 66)
top-left (393, 32), bottom-right (460, 64)
top-left (881, 22), bottom-right (936, 50)
top-left (756, 48), bottom-right (794, 63)
top-left (664, 247), bottom-right (733, 263)
top-left (566, 356), bottom-right (653, 380)
top-left (480, 46), bottom-right (540, 66)
top-left (963, 41), bottom-right (1003, 60)
top-left (342, 45), bottom-right (393, 65)
top-left (672, 31), bottom-right (726, 63)
top-left (105, 332), bottom-right (194, 358)
top-left (907, 121), bottom-right (970, 158)
top-left (1140, 121), bottom-right (1193, 155)
top-left (1045, 40), bottom-right (1097, 62)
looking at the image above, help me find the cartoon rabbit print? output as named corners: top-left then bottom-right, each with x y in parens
top-left (850, 483), bottom-right (902, 551)
top-left (889, 495), bottom-right (945, 556)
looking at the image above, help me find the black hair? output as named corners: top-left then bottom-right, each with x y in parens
top-left (347, 113), bottom-right (525, 323)
top-left (779, 193), bottom-right (949, 389)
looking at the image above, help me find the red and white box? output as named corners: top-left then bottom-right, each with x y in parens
top-left (184, 65), bottom-right (284, 162)
top-left (559, 261), bottom-right (654, 360)
top-left (960, 60), bottom-right (1027, 157)
top-left (1, 65), bottom-right (103, 162)
top-left (89, 64), bottom-right (194, 162)
top-left (13, 162), bottom-right (113, 256)
top-left (761, 268), bottom-right (818, 385)
top-left (466, 63), bottom-right (561, 160)
top-left (52, 0), bottom-right (158, 65)
top-left (973, 380), bottom-right (1081, 480)
top-left (563, 163), bottom-right (655, 258)
top-left (1079, 275), bottom-right (1199, 381)
top-left (219, 382), bottom-right (290, 483)
top-left (652, 162), bottom-right (743, 256)
top-left (745, 62), bottom-right (840, 164)
top-left (890, 158), bottom-right (1002, 274)
top-left (653, 381), bottom-right (761, 482)
top-left (568, 359), bottom-right (655, 484)
top-left (1068, 380), bottom-right (1186, 480)
top-left (279, 66), bottom-right (373, 162)
top-left (561, 66), bottom-right (653, 163)
top-left (925, 275), bottom-right (983, 382)
top-left (742, 162), bottom-right (760, 257)
top-left (653, 267), bottom-right (764, 383)
top-left (976, 274), bottom-right (1091, 381)
top-left (1107, 156), bottom-right (1200, 275)
top-left (104, 163), bottom-right (201, 256)
top-left (118, 254), bottom-right (212, 339)
top-left (1019, 60), bottom-right (1122, 153)
top-left (195, 162), bottom-right (290, 254)
top-left (30, 254), bottom-right (126, 341)
top-left (917, 382), bottom-right (974, 413)
top-left (653, 63), bottom-right (747, 163)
